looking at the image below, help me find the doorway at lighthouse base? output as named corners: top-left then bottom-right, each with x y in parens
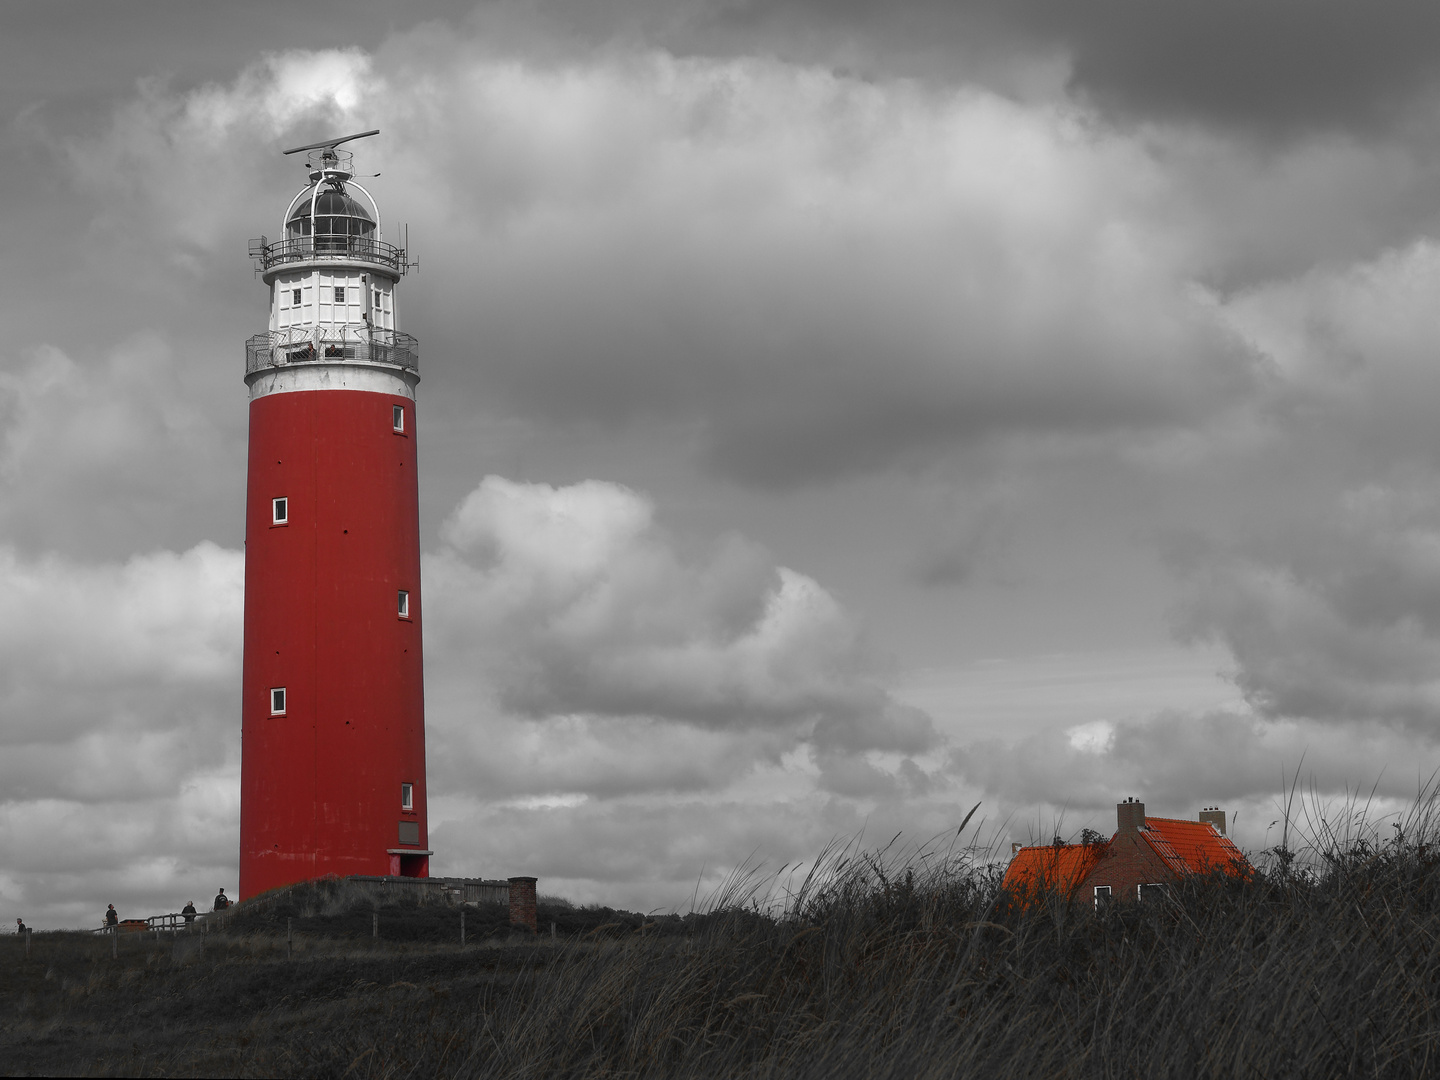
top-left (389, 852), bottom-right (431, 877)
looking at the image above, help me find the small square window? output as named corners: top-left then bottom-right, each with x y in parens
top-left (1093, 885), bottom-right (1111, 910)
top-left (401, 782), bottom-right (413, 811)
top-left (270, 687), bottom-right (286, 715)
top-left (272, 497), bottom-right (288, 525)
top-left (374, 289), bottom-right (382, 307)
top-left (292, 288), bottom-right (302, 305)
top-left (334, 286), bottom-right (346, 303)
top-left (392, 405), bottom-right (404, 432)
top-left (398, 590), bottom-right (409, 618)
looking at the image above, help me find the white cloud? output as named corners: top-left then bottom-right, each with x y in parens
top-left (419, 476), bottom-right (957, 899)
top-left (0, 339), bottom-right (237, 557)
top-left (0, 540), bottom-right (242, 927)
top-left (0, 541), bottom-right (241, 749)
top-left (65, 50), bottom-right (375, 259)
top-left (49, 40), bottom-right (1269, 487)
top-left (428, 476), bottom-right (935, 753)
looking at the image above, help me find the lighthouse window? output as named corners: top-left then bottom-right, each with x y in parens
top-left (401, 783), bottom-right (413, 810)
top-left (392, 405), bottom-right (404, 432)
top-left (334, 286), bottom-right (346, 303)
top-left (272, 497), bottom-right (288, 525)
top-left (398, 590), bottom-right (410, 618)
top-left (374, 289), bottom-right (382, 307)
top-left (292, 288), bottom-right (302, 305)
top-left (270, 687), bottom-right (287, 715)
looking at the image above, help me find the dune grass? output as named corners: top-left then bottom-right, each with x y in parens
top-left (4, 792), bottom-right (1440, 1077)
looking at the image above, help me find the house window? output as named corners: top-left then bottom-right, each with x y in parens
top-left (292, 288), bottom-right (302, 305)
top-left (334, 286), bottom-right (346, 303)
top-left (398, 590), bottom-right (409, 618)
top-left (392, 405), bottom-right (404, 432)
top-left (398, 821), bottom-right (420, 845)
top-left (272, 497), bottom-right (288, 524)
top-left (1093, 885), bottom-right (1111, 910)
top-left (1139, 883), bottom-right (1165, 902)
top-left (270, 687), bottom-right (287, 715)
top-left (401, 783), bottom-right (413, 811)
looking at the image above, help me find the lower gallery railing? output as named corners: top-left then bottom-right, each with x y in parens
top-left (245, 327), bottom-right (418, 375)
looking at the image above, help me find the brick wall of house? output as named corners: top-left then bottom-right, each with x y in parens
top-left (1081, 830), bottom-right (1176, 905)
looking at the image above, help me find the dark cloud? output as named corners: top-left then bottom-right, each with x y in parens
top-left (954, 708), bottom-right (1440, 818)
top-left (683, 0), bottom-right (1440, 135)
top-left (1023, 0), bottom-right (1440, 134)
top-left (1171, 487), bottom-right (1440, 731)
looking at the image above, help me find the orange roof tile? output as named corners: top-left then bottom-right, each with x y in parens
top-left (1003, 842), bottom-right (1108, 900)
top-left (1140, 817), bottom-right (1248, 878)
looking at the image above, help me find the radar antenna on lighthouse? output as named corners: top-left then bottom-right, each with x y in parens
top-left (239, 130), bottom-right (430, 899)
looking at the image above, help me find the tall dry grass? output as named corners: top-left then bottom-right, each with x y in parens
top-left (4, 788), bottom-right (1440, 1077)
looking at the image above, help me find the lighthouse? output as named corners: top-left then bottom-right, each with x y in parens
top-left (239, 131), bottom-right (429, 900)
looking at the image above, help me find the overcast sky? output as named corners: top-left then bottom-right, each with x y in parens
top-left (7, 0), bottom-right (1440, 928)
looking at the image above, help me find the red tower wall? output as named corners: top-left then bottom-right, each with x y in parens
top-left (239, 386), bottom-right (428, 900)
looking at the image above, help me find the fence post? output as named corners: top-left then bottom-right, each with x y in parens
top-left (25, 929), bottom-right (30, 959)
top-left (460, 908), bottom-right (465, 945)
top-left (111, 931), bottom-right (117, 960)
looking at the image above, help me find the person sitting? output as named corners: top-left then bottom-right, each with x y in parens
top-left (181, 900), bottom-right (197, 924)
top-left (213, 888), bottom-right (229, 911)
top-left (15, 918), bottom-right (26, 935)
top-left (105, 904), bottom-right (118, 930)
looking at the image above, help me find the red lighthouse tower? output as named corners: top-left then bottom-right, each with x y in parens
top-left (239, 131), bottom-right (429, 900)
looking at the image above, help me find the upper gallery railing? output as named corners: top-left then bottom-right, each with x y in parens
top-left (250, 234), bottom-right (407, 275)
top-left (245, 326), bottom-right (419, 375)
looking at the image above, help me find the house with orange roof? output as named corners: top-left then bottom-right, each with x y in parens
top-left (1002, 798), bottom-right (1250, 908)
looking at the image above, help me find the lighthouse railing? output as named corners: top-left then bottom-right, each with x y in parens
top-left (251, 235), bottom-right (407, 275)
top-left (246, 327), bottom-right (419, 374)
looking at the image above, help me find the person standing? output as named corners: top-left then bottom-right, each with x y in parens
top-left (213, 888), bottom-right (229, 911)
top-left (182, 900), bottom-right (197, 926)
top-left (15, 918), bottom-right (26, 934)
top-left (104, 904), bottom-right (118, 931)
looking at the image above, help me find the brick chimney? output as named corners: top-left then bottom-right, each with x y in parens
top-left (1117, 797), bottom-right (1146, 834)
top-left (1199, 807), bottom-right (1227, 836)
top-left (508, 877), bottom-right (538, 932)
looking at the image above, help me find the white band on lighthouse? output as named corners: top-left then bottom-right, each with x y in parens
top-left (246, 361), bottom-right (418, 401)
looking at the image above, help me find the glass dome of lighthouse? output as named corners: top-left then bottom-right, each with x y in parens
top-left (286, 186), bottom-right (376, 242)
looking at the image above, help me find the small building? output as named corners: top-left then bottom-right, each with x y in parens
top-left (1003, 799), bottom-right (1249, 907)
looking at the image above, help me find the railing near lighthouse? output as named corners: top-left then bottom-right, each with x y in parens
top-left (245, 326), bottom-right (419, 375)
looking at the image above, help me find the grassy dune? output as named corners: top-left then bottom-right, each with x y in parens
top-left (4, 807), bottom-right (1440, 1078)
